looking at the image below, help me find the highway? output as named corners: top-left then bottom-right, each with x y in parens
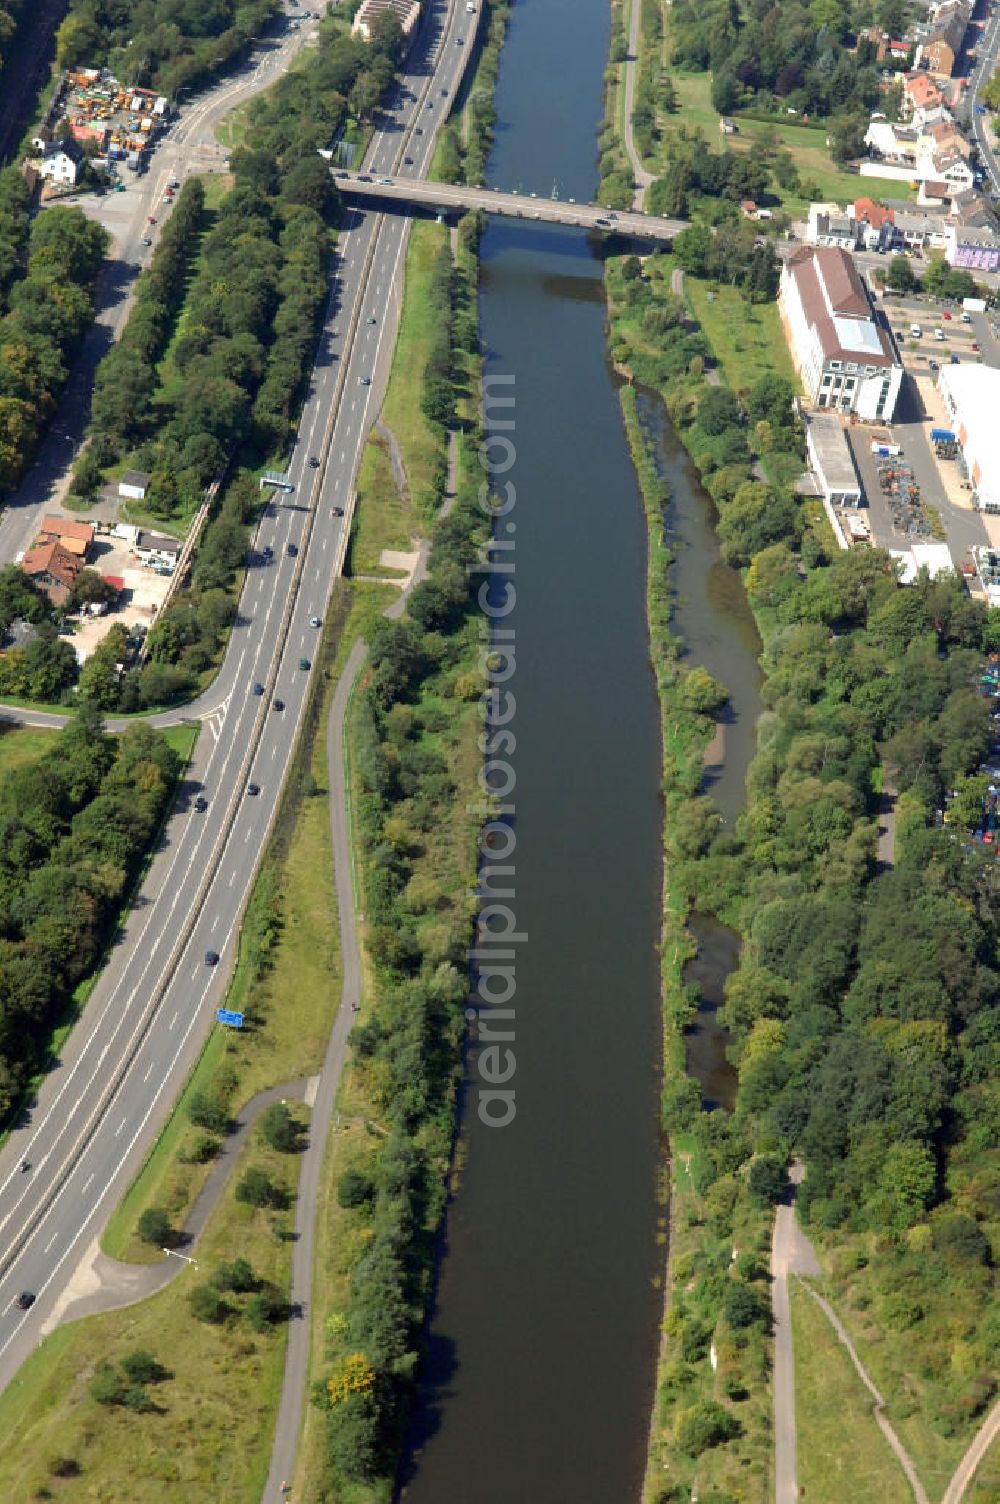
top-left (0, 0), bottom-right (475, 1393)
top-left (335, 168), bottom-right (688, 240)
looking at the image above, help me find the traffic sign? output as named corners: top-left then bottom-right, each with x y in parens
top-left (216, 1008), bottom-right (244, 1028)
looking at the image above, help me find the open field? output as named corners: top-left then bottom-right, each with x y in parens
top-left (684, 276), bottom-right (797, 393)
top-left (790, 1281), bottom-right (913, 1504)
top-left (0, 723), bottom-right (58, 776)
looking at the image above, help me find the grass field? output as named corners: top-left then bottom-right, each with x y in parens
top-left (790, 1281), bottom-right (913, 1504)
top-left (668, 70), bottom-right (915, 213)
top-left (0, 723), bottom-right (58, 776)
top-left (684, 276), bottom-right (797, 394)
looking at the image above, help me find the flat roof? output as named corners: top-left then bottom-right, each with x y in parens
top-left (806, 414), bottom-right (862, 493)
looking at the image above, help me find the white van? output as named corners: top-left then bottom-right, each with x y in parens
top-left (961, 311), bottom-right (972, 323)
top-left (934, 328), bottom-right (945, 340)
top-left (910, 323), bottom-right (922, 337)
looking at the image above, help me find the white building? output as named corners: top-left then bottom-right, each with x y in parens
top-left (118, 469), bottom-right (151, 501)
top-left (352, 0), bottom-right (421, 39)
top-left (937, 364), bottom-right (1000, 514)
top-left (778, 245), bottom-right (903, 423)
top-left (39, 139), bottom-right (84, 186)
top-left (134, 530), bottom-right (181, 570)
top-left (805, 413), bottom-right (863, 507)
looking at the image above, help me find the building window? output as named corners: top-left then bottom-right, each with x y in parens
top-left (829, 360), bottom-right (842, 371)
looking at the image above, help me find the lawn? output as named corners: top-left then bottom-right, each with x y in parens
top-left (790, 1281), bottom-right (914, 1504)
top-left (684, 275), bottom-right (797, 395)
top-left (379, 219), bottom-right (450, 522)
top-left (668, 69), bottom-right (915, 212)
top-left (0, 723), bottom-right (58, 776)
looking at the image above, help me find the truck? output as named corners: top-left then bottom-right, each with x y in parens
top-left (963, 297), bottom-right (987, 312)
top-left (871, 440), bottom-right (902, 457)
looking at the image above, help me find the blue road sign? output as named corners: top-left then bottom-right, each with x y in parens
top-left (216, 1008), bottom-right (244, 1028)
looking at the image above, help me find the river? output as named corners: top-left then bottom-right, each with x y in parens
top-left (400, 1), bottom-right (760, 1498)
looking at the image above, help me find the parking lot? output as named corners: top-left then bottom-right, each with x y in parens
top-left (70, 533), bottom-right (173, 661)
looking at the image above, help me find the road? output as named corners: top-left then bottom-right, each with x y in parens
top-left (0, 0), bottom-right (474, 1397)
top-left (622, 0), bottom-right (654, 210)
top-left (967, 0), bottom-right (1000, 193)
top-left (335, 170), bottom-right (687, 240)
top-left (0, 0), bottom-right (321, 563)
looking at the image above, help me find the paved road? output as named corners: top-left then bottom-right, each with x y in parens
top-left (0, 0), bottom-right (319, 562)
top-left (335, 170), bottom-right (687, 241)
top-left (967, 0), bottom-right (1000, 193)
top-left (0, 0), bottom-right (473, 1396)
top-left (772, 1161), bottom-right (821, 1504)
top-left (877, 781), bottom-right (897, 871)
top-left (622, 0), bottom-right (655, 210)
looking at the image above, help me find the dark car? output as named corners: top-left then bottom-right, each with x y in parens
top-left (193, 795), bottom-right (208, 812)
top-left (308, 456), bottom-right (320, 468)
top-left (262, 545), bottom-right (273, 560)
top-left (310, 615), bottom-right (322, 627)
top-left (929, 359), bottom-right (939, 371)
top-left (247, 782), bottom-right (260, 796)
top-left (404, 156), bottom-right (414, 164)
top-left (358, 173), bottom-right (372, 182)
top-left (252, 681), bottom-right (264, 695)
top-left (299, 657), bottom-right (311, 670)
top-left (335, 170), bottom-right (349, 178)
top-left (273, 698), bottom-right (284, 712)
top-left (333, 506), bottom-right (344, 516)
top-left (287, 543), bottom-right (298, 557)
top-left (205, 950), bottom-right (219, 966)
top-left (360, 375), bottom-right (371, 386)
top-left (415, 126), bottom-right (423, 134)
top-left (16, 1291), bottom-right (34, 1311)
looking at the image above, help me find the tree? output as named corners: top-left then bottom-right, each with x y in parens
top-left (337, 1168), bottom-right (376, 1208)
top-left (675, 1400), bottom-right (740, 1455)
top-left (748, 1154), bottom-right (788, 1205)
top-left (236, 1166), bottom-right (283, 1209)
top-left (187, 1091), bottom-right (230, 1133)
top-left (886, 254), bottom-right (917, 294)
top-left (698, 386), bottom-right (742, 436)
top-left (259, 1101), bottom-right (301, 1152)
top-left (189, 1284), bottom-right (228, 1324)
top-left (724, 1283), bottom-right (765, 1329)
top-left (137, 1207), bottom-right (174, 1247)
top-left (121, 1350), bottom-right (170, 1385)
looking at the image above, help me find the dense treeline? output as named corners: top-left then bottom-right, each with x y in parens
top-left (316, 486), bottom-right (486, 1481)
top-left (670, 0), bottom-right (896, 120)
top-left (0, 0), bottom-right (25, 77)
top-left (0, 195), bottom-right (107, 496)
top-left (0, 704), bottom-right (182, 1121)
top-left (435, 0), bottom-right (510, 186)
top-left (54, 0), bottom-right (280, 97)
top-left (74, 176), bottom-right (207, 499)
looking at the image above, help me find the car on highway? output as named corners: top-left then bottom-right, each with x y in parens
top-left (194, 796), bottom-right (208, 812)
top-left (16, 1291), bottom-right (34, 1310)
top-left (247, 783), bottom-right (261, 798)
top-left (378, 176), bottom-right (393, 185)
top-left (273, 698), bottom-right (285, 711)
top-left (299, 657), bottom-right (311, 670)
top-left (440, 87), bottom-right (448, 95)
top-left (335, 170), bottom-right (349, 179)
top-left (310, 615), bottom-right (322, 627)
top-left (308, 456), bottom-right (320, 468)
top-left (252, 681), bottom-right (264, 695)
top-left (404, 155), bottom-right (414, 164)
top-left (142, 236), bottom-right (152, 246)
top-left (262, 544), bottom-right (273, 559)
top-left (367, 315), bottom-right (377, 324)
top-left (456, 36), bottom-right (464, 43)
top-left (357, 173), bottom-right (373, 182)
top-left (595, 217), bottom-right (611, 226)
top-left (333, 506), bottom-right (344, 516)
top-left (205, 950), bottom-right (219, 966)
top-left (415, 126), bottom-right (423, 134)
top-left (426, 100), bottom-right (433, 109)
top-left (147, 215), bottom-right (156, 224)
top-left (360, 375), bottom-right (371, 385)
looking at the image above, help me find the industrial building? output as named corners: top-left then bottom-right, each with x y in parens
top-left (937, 364), bottom-right (1000, 515)
top-left (778, 245), bottom-right (903, 422)
top-left (352, 0), bottom-right (421, 40)
top-left (805, 413), bottom-right (863, 508)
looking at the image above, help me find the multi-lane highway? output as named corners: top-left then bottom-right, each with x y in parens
top-left (969, 3), bottom-right (1000, 194)
top-left (0, 0), bottom-right (476, 1392)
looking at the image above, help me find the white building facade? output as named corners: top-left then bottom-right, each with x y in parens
top-left (779, 246), bottom-right (903, 422)
top-left (937, 365), bottom-right (1000, 514)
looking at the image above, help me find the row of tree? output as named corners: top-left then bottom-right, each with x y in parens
top-left (0, 194), bottom-right (108, 497)
top-left (0, 704), bottom-right (182, 1124)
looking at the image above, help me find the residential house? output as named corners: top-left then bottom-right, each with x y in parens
top-left (38, 516), bottom-right (95, 558)
top-left (118, 469), bottom-right (151, 502)
top-left (21, 540), bottom-right (82, 605)
top-left (39, 138), bottom-right (85, 187)
top-left (902, 71), bottom-right (944, 115)
top-left (945, 221), bottom-right (1000, 271)
top-left (807, 206), bottom-right (861, 249)
top-left (918, 1), bottom-right (971, 76)
top-left (853, 197), bottom-right (898, 250)
top-left (778, 245), bottom-right (903, 422)
top-left (718, 117), bottom-right (739, 135)
top-left (893, 207), bottom-right (949, 249)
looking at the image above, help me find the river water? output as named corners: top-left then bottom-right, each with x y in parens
top-left (400, 1), bottom-right (761, 1498)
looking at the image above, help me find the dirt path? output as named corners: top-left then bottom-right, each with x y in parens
top-left (375, 419), bottom-right (412, 510)
top-left (877, 779), bottom-right (897, 871)
top-left (939, 1401), bottom-right (1000, 1504)
top-left (622, 0), bottom-right (655, 210)
top-left (669, 266), bottom-right (720, 384)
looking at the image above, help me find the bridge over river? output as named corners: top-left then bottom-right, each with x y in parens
top-left (331, 169), bottom-right (688, 242)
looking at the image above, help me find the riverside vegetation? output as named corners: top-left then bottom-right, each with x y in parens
top-left (609, 243), bottom-right (1000, 1502)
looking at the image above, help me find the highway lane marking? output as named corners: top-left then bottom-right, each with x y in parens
top-left (229, 870), bottom-right (237, 886)
top-left (143, 1062), bottom-right (156, 1083)
top-left (169, 1011), bottom-right (179, 1031)
top-left (116, 1118), bottom-right (127, 1137)
top-left (44, 1233), bottom-right (58, 1255)
top-left (81, 1173), bottom-right (94, 1194)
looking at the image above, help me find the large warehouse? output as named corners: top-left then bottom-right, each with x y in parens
top-left (937, 364), bottom-right (1000, 515)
